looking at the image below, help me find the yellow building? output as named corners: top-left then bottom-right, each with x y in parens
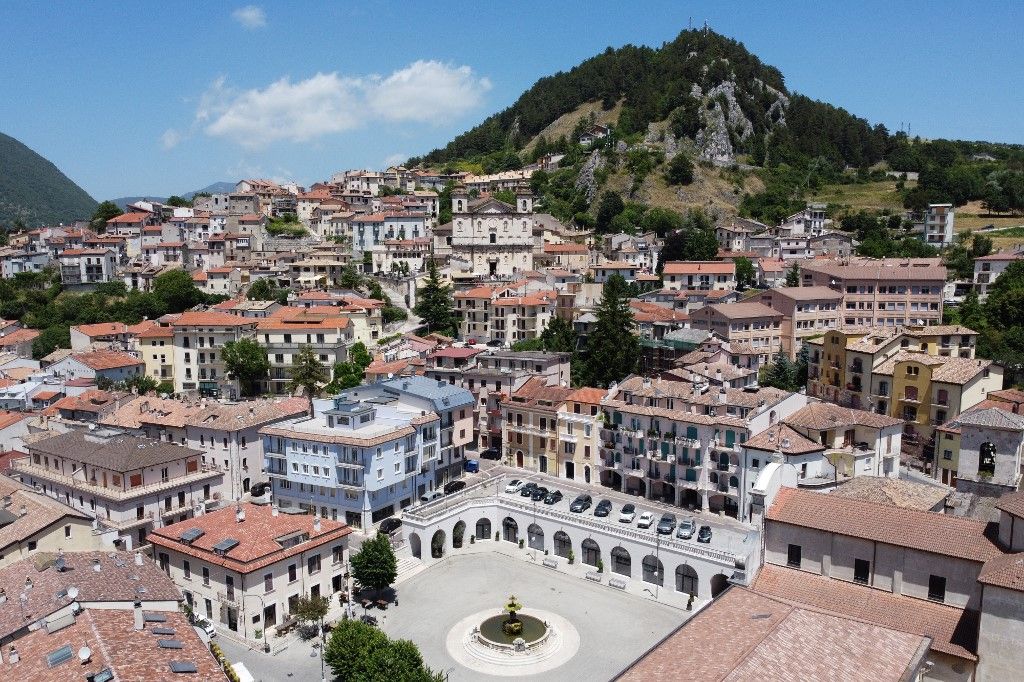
top-left (555, 387), bottom-right (607, 483)
top-left (502, 377), bottom-right (573, 475)
top-left (128, 319), bottom-right (176, 386)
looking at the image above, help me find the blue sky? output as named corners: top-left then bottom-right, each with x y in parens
top-left (1, 1), bottom-right (1020, 200)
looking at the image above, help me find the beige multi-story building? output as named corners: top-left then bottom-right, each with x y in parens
top-left (172, 311), bottom-right (258, 397)
top-left (129, 318), bottom-right (176, 385)
top-left (662, 261), bottom-right (737, 291)
top-left (800, 258), bottom-right (947, 327)
top-left (450, 187), bottom-right (535, 277)
top-left (370, 237), bottom-right (431, 275)
top-left (759, 286), bottom-right (842, 359)
top-left (257, 307), bottom-right (354, 395)
top-left (149, 503), bottom-right (351, 640)
top-left (555, 387), bottom-right (607, 483)
top-left (0, 476), bottom-right (103, 569)
top-left (502, 377), bottom-right (574, 475)
top-left (689, 302), bottom-right (784, 366)
top-left (13, 429), bottom-right (227, 550)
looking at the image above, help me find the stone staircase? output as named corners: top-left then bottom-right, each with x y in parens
top-left (395, 555), bottom-right (426, 585)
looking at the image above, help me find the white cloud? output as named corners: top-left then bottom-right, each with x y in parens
top-left (186, 61), bottom-right (490, 149)
top-left (382, 153), bottom-right (408, 168)
top-left (160, 128), bottom-right (183, 150)
top-left (232, 5), bottom-right (266, 30)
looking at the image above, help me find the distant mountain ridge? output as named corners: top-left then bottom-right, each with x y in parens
top-left (111, 181), bottom-right (235, 209)
top-left (0, 132), bottom-right (97, 227)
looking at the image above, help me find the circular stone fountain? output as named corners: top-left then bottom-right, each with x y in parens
top-left (445, 595), bottom-right (580, 677)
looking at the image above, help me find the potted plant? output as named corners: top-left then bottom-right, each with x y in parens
top-left (470, 534), bottom-right (476, 544)
top-left (568, 549), bottom-right (575, 565)
top-left (596, 558), bottom-right (604, 573)
top-left (495, 531), bottom-right (500, 541)
top-left (518, 538), bottom-right (524, 549)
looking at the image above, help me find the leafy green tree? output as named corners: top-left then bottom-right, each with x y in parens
top-left (293, 593), bottom-right (330, 627)
top-left (349, 341), bottom-right (373, 369)
top-left (289, 346), bottom-right (327, 399)
top-left (734, 257), bottom-right (756, 290)
top-left (958, 288), bottom-right (985, 331)
top-left (658, 208), bottom-right (719, 270)
top-left (595, 191), bottom-right (625, 234)
top-left (90, 201), bottom-right (122, 231)
top-left (350, 533), bottom-right (398, 594)
top-left (340, 264), bottom-right (364, 290)
top-left (32, 325), bottom-right (70, 360)
top-left (493, 189), bottom-right (516, 205)
top-left (324, 619), bottom-right (389, 680)
top-left (121, 373), bottom-right (158, 395)
top-left (986, 261), bottom-right (1024, 331)
top-left (247, 278), bottom-right (278, 301)
top-left (327, 362), bottom-right (364, 392)
top-left (785, 262), bottom-right (800, 287)
top-left (575, 274), bottom-right (639, 388)
top-left (152, 269), bottom-right (205, 313)
top-left (223, 338), bottom-right (270, 397)
top-left (95, 280), bottom-right (128, 297)
top-left (665, 153), bottom-right (694, 185)
top-left (165, 195), bottom-right (191, 208)
top-left (413, 261), bottom-right (457, 337)
top-left (640, 207), bottom-right (683, 237)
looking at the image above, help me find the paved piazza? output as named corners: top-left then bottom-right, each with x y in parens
top-left (382, 552), bottom-right (686, 681)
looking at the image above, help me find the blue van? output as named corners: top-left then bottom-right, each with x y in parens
top-left (463, 459), bottom-right (480, 473)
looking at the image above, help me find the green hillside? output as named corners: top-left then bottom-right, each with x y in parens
top-left (0, 132), bottom-right (97, 227)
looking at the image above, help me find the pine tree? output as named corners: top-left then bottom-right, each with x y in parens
top-left (785, 262), bottom-right (801, 287)
top-left (289, 345), bottom-right (327, 400)
top-left (576, 274), bottom-right (639, 387)
top-left (413, 261), bottom-right (457, 337)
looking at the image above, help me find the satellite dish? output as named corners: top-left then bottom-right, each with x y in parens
top-left (78, 646), bottom-right (92, 663)
top-left (67, 586), bottom-right (79, 601)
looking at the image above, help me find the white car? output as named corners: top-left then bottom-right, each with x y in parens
top-left (419, 490), bottom-right (444, 503)
top-left (504, 479), bottom-right (524, 494)
top-left (636, 511), bottom-right (655, 529)
top-left (618, 503), bottom-right (637, 523)
top-left (194, 618), bottom-right (216, 638)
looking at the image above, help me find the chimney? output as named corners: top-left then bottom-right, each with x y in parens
top-left (249, 405), bottom-right (255, 415)
top-left (134, 551), bottom-right (144, 566)
top-left (781, 437), bottom-right (791, 449)
top-left (271, 506), bottom-right (279, 517)
top-left (8, 645), bottom-right (18, 664)
top-left (718, 388), bottom-right (727, 404)
top-left (18, 504), bottom-right (26, 517)
top-left (93, 559), bottom-right (101, 573)
top-left (313, 517), bottom-right (321, 532)
top-left (133, 600), bottom-right (144, 631)
top-left (235, 505), bottom-right (245, 523)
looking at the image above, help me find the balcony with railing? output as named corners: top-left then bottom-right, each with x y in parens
top-left (11, 460), bottom-right (222, 502)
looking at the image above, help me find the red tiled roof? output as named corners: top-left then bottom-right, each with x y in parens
top-left (978, 552), bottom-right (1024, 592)
top-left (430, 347), bottom-right (484, 359)
top-left (31, 390), bottom-right (61, 401)
top-left (72, 322), bottom-right (128, 337)
top-left (71, 350), bottom-right (143, 370)
top-left (767, 487), bottom-right (1002, 563)
top-left (564, 387), bottom-right (606, 404)
top-left (0, 411), bottom-right (27, 430)
top-left (106, 212), bottom-right (149, 224)
top-left (0, 328), bottom-right (40, 346)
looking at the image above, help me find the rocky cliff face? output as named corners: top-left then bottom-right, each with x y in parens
top-left (575, 150), bottom-right (605, 203)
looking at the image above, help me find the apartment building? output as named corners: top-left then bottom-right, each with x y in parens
top-left (974, 250), bottom-right (1024, 299)
top-left (48, 350), bottom-right (145, 384)
top-left (13, 430), bottom-right (226, 550)
top-left (758, 286), bottom-right (842, 359)
top-left (758, 487), bottom-right (1005, 680)
top-left (800, 258), bottom-right (947, 327)
top-left (689, 302), bottom-right (784, 366)
top-left (502, 377), bottom-right (575, 475)
top-left (779, 203), bottom-right (827, 236)
top-left (172, 311), bottom-right (258, 397)
top-left (370, 237), bottom-right (431, 274)
top-left (555, 387), bottom-right (607, 483)
top-left (599, 376), bottom-right (805, 518)
top-left (257, 307), bottom-right (354, 395)
top-left (70, 322), bottom-right (131, 352)
top-left (290, 293), bottom-right (384, 345)
top-left (661, 261), bottom-right (736, 291)
top-left (541, 242), bottom-right (591, 273)
top-left (907, 203), bottom-right (956, 246)
top-left (149, 503), bottom-right (351, 639)
top-left (129, 318), bottom-right (176, 385)
top-left (58, 248), bottom-right (118, 286)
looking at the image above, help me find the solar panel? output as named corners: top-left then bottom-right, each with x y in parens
top-left (143, 613), bottom-right (167, 622)
top-left (158, 639), bottom-right (184, 649)
top-left (212, 538), bottom-right (240, 555)
top-left (169, 661), bottom-right (197, 673)
top-left (46, 644), bottom-right (74, 667)
top-left (179, 527), bottom-right (205, 544)
top-left (152, 627), bottom-right (176, 635)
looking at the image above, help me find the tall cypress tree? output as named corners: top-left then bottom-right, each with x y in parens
top-left (576, 274), bottom-right (639, 387)
top-left (413, 261), bottom-right (458, 337)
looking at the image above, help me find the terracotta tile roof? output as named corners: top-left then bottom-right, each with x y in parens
top-left (564, 387), bottom-right (606, 404)
top-left (620, 585), bottom-right (930, 681)
top-left (0, 550), bottom-right (183, 641)
top-left (72, 322), bottom-right (128, 337)
top-left (629, 300), bottom-right (688, 323)
top-left (257, 311), bottom-right (352, 331)
top-left (148, 503), bottom-right (352, 574)
top-left (129, 320), bottom-right (173, 339)
top-left (0, 328), bottom-right (40, 346)
top-left (71, 350), bottom-right (143, 370)
top-left (802, 259), bottom-right (947, 282)
top-left (662, 260), bottom-right (735, 275)
top-left (873, 351), bottom-right (991, 385)
top-left (172, 311), bottom-right (257, 327)
top-left (995, 490), bottom-right (1024, 518)
top-left (100, 396), bottom-right (188, 429)
top-left (753, 564), bottom-right (976, 660)
top-left (490, 293), bottom-right (555, 307)
top-left (106, 212), bottom-right (149, 224)
top-left (744, 423), bottom-right (824, 455)
top-left (183, 397), bottom-right (308, 430)
top-left (766, 487), bottom-right (1002, 563)
top-left (978, 552), bottom-right (1024, 592)
top-left (765, 285), bottom-right (842, 301)
top-left (694, 301), bottom-right (781, 320)
top-left (191, 270), bottom-right (208, 282)
top-left (47, 389), bottom-right (122, 415)
top-left (784, 401), bottom-right (903, 430)
top-left (987, 388), bottom-right (1024, 406)
top-left (6, 608), bottom-right (226, 681)
top-left (502, 376), bottom-right (576, 412)
top-left (365, 357), bottom-right (424, 378)
top-left (430, 347), bottom-right (484, 359)
top-left (830, 477), bottom-right (949, 511)
top-left (0, 411), bottom-right (28, 430)
top-left (31, 389), bottom-right (61, 401)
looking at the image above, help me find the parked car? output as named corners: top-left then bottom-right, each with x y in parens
top-left (675, 517), bottom-right (697, 540)
top-left (504, 479), bottom-right (524, 494)
top-left (637, 511), bottom-right (655, 529)
top-left (697, 525), bottom-right (713, 543)
top-left (544, 490), bottom-right (563, 505)
top-left (463, 459), bottom-right (479, 473)
top-left (486, 339), bottom-right (503, 347)
top-left (531, 486), bottom-right (549, 502)
top-left (379, 517), bottom-right (403, 535)
top-left (569, 494), bottom-right (592, 513)
top-left (194, 618), bottom-right (216, 638)
top-left (479, 448), bottom-right (500, 460)
top-left (519, 482), bottom-right (538, 497)
top-left (419, 490), bottom-right (443, 503)
top-left (444, 480), bottom-right (466, 495)
top-left (656, 513), bottom-right (677, 535)
top-left (593, 499), bottom-right (613, 517)
top-left (618, 503), bottom-right (636, 523)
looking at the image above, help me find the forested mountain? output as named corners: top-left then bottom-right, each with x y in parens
top-left (0, 132), bottom-right (97, 227)
top-left (412, 29), bottom-right (891, 172)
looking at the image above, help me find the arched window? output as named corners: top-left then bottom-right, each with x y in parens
top-left (980, 442), bottom-right (997, 476)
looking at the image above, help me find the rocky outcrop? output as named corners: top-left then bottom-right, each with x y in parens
top-left (696, 102), bottom-right (734, 164)
top-left (705, 81), bottom-right (753, 140)
top-left (574, 150), bottom-right (605, 203)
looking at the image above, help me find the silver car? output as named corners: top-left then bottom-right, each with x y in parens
top-left (676, 517), bottom-right (697, 540)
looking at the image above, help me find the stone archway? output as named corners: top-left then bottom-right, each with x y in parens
top-left (611, 546), bottom-right (631, 577)
top-left (553, 530), bottom-right (572, 559)
top-left (600, 470), bottom-right (622, 490)
top-left (642, 554), bottom-right (664, 586)
top-left (409, 532), bottom-right (422, 559)
top-left (430, 529), bottom-right (446, 559)
top-left (581, 538), bottom-right (601, 567)
top-left (502, 517), bottom-right (518, 543)
top-left (711, 573), bottom-right (729, 597)
top-left (527, 523), bottom-right (544, 551)
top-left (675, 564), bottom-right (698, 596)
top-left (452, 520), bottom-right (466, 549)
top-left (475, 518), bottom-right (491, 540)
top-left (584, 465), bottom-right (591, 483)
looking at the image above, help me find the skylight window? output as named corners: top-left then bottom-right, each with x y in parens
top-left (46, 644), bottom-right (74, 667)
top-left (169, 661), bottom-right (198, 673)
top-left (158, 639), bottom-right (184, 649)
top-left (212, 538), bottom-right (240, 555)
